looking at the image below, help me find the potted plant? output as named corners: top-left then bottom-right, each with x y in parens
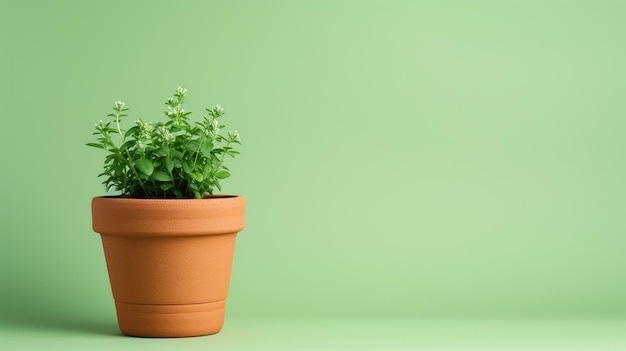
top-left (87, 87), bottom-right (245, 337)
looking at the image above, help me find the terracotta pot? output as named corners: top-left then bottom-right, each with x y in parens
top-left (91, 195), bottom-right (245, 337)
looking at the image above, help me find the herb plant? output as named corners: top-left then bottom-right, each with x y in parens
top-left (87, 87), bottom-right (241, 199)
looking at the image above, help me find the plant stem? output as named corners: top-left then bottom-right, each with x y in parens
top-left (184, 132), bottom-right (207, 197)
top-left (114, 113), bottom-right (147, 196)
top-left (127, 148), bottom-right (148, 196)
top-left (191, 133), bottom-right (206, 171)
top-left (216, 140), bottom-right (232, 171)
top-left (115, 112), bottom-right (125, 143)
top-left (167, 147), bottom-right (175, 191)
top-left (112, 111), bottom-right (147, 195)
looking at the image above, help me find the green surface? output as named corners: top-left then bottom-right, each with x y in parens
top-left (2, 319), bottom-right (626, 350)
top-left (1, 0), bottom-right (625, 344)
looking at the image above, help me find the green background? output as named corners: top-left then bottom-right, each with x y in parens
top-left (1, 0), bottom-right (626, 348)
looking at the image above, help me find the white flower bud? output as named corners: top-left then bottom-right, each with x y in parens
top-left (176, 86), bottom-right (187, 96)
top-left (229, 130), bottom-right (241, 142)
top-left (114, 100), bottom-right (125, 109)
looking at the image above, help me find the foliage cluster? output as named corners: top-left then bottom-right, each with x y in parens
top-left (87, 87), bottom-right (241, 198)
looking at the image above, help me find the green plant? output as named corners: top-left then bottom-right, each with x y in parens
top-left (87, 87), bottom-right (241, 199)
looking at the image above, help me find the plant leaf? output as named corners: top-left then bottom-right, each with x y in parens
top-left (120, 140), bottom-right (135, 152)
top-left (186, 141), bottom-right (200, 152)
top-left (201, 141), bottom-right (214, 157)
top-left (135, 158), bottom-right (154, 176)
top-left (86, 143), bottom-right (105, 149)
top-left (124, 126), bottom-right (140, 138)
top-left (215, 170), bottom-right (230, 179)
top-left (152, 171), bottom-right (171, 181)
top-left (189, 172), bottom-right (204, 182)
top-left (159, 183), bottom-right (174, 191)
top-left (182, 159), bottom-right (191, 173)
top-left (164, 157), bottom-right (174, 172)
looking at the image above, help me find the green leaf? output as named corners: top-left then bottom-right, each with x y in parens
top-left (215, 170), bottom-right (230, 179)
top-left (120, 140), bottom-right (135, 152)
top-left (170, 125), bottom-right (183, 133)
top-left (203, 162), bottom-right (212, 174)
top-left (201, 141), bottom-right (214, 154)
top-left (186, 141), bottom-right (200, 152)
top-left (189, 172), bottom-right (204, 182)
top-left (152, 171), bottom-right (171, 181)
top-left (135, 158), bottom-right (154, 176)
top-left (86, 142), bottom-right (105, 149)
top-left (160, 183), bottom-right (174, 191)
top-left (164, 157), bottom-right (174, 172)
top-left (124, 126), bottom-right (140, 138)
top-left (181, 159), bottom-right (191, 173)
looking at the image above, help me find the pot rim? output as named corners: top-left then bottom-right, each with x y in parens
top-left (91, 195), bottom-right (246, 237)
top-left (94, 194), bottom-right (240, 200)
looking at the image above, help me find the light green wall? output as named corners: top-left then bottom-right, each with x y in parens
top-left (1, 0), bottom-right (625, 323)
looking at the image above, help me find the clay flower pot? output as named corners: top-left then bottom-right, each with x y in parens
top-left (91, 195), bottom-right (245, 337)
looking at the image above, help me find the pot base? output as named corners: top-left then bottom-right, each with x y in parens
top-left (115, 300), bottom-right (227, 337)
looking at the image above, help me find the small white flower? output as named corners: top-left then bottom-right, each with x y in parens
top-left (176, 86), bottom-right (187, 96)
top-left (209, 119), bottom-right (220, 135)
top-left (213, 104), bottom-right (224, 114)
top-left (229, 130), bottom-right (241, 142)
top-left (157, 126), bottom-right (174, 142)
top-left (114, 100), bottom-right (125, 109)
